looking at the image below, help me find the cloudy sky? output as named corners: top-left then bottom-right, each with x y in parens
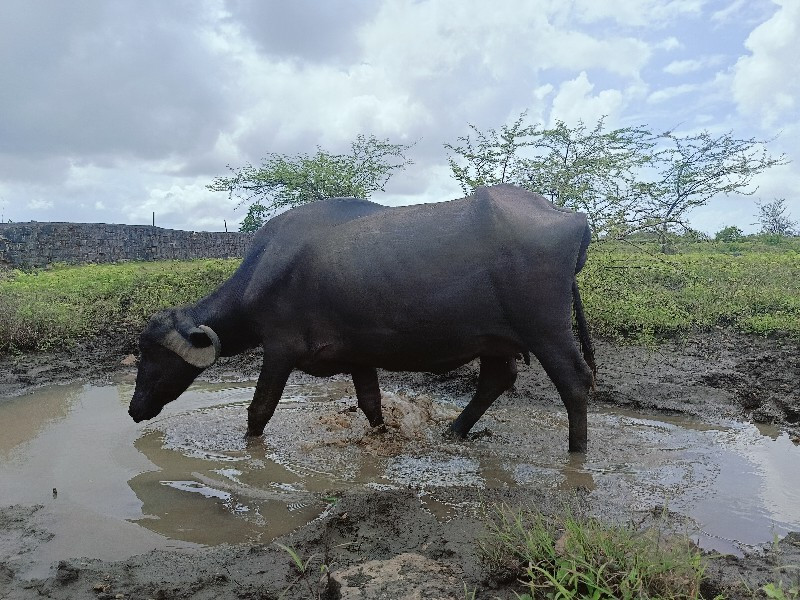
top-left (1, 0), bottom-right (797, 233)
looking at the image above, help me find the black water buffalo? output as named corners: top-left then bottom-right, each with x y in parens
top-left (128, 184), bottom-right (595, 452)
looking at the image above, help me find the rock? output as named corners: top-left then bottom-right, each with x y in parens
top-left (329, 553), bottom-right (460, 599)
top-left (55, 560), bottom-right (79, 584)
top-left (121, 354), bottom-right (137, 366)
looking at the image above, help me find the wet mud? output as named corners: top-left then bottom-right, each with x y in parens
top-left (1, 330), bottom-right (799, 599)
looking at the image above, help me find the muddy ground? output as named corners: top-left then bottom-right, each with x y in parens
top-left (1, 329), bottom-right (799, 599)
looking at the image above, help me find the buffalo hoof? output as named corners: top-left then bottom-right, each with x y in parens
top-left (367, 423), bottom-right (388, 435)
top-left (244, 434), bottom-right (267, 450)
top-left (443, 425), bottom-right (467, 441)
top-left (244, 430), bottom-right (265, 443)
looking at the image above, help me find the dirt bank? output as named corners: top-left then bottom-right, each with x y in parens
top-left (1, 329), bottom-right (799, 599)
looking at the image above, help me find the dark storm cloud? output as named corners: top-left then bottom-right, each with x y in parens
top-left (0, 0), bottom-right (233, 181)
top-left (225, 0), bottom-right (378, 64)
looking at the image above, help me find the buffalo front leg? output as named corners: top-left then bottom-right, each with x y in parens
top-left (449, 355), bottom-right (517, 438)
top-left (351, 366), bottom-right (385, 428)
top-left (246, 357), bottom-right (293, 437)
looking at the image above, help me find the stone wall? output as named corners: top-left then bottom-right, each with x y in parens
top-left (0, 222), bottom-right (254, 269)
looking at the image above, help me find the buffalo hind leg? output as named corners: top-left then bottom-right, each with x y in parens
top-left (246, 357), bottom-right (293, 437)
top-left (449, 355), bottom-right (517, 438)
top-left (351, 366), bottom-right (385, 428)
top-left (533, 339), bottom-right (592, 453)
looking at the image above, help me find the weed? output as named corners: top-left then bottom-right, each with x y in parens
top-left (763, 581), bottom-right (800, 600)
top-left (580, 241), bottom-right (800, 342)
top-left (275, 541), bottom-right (352, 600)
top-left (480, 505), bottom-right (713, 600)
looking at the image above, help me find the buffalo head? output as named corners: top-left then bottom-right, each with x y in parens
top-left (128, 309), bottom-right (221, 423)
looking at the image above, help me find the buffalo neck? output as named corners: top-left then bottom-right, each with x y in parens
top-left (189, 287), bottom-right (258, 357)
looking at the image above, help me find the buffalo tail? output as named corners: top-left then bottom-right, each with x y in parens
top-left (572, 278), bottom-right (596, 387)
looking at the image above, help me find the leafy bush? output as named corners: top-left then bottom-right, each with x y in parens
top-left (714, 225), bottom-right (744, 243)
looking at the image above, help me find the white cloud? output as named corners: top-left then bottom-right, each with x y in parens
top-left (663, 56), bottom-right (723, 75)
top-left (575, 0), bottom-right (703, 26)
top-left (28, 199), bottom-right (54, 211)
top-left (711, 0), bottom-right (748, 23)
top-left (129, 181), bottom-right (241, 231)
top-left (647, 83), bottom-right (700, 103)
top-left (656, 37), bottom-right (683, 51)
top-left (549, 72), bottom-right (625, 126)
top-left (732, 0), bottom-right (800, 128)
top-left (0, 0), bottom-right (797, 234)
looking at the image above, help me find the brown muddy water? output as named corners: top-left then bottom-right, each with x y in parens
top-left (2, 377), bottom-right (799, 578)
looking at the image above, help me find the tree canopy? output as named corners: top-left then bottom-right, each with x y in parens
top-left (209, 135), bottom-right (413, 232)
top-left (445, 113), bottom-right (788, 243)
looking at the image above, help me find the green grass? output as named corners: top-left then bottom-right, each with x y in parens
top-left (0, 239), bottom-right (798, 353)
top-left (480, 506), bottom-right (713, 600)
top-left (579, 241), bottom-right (800, 342)
top-left (0, 259), bottom-right (239, 353)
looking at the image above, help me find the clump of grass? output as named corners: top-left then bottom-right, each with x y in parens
top-left (0, 259), bottom-right (239, 353)
top-left (480, 506), bottom-right (713, 600)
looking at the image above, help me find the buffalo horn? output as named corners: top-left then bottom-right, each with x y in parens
top-left (160, 325), bottom-right (221, 368)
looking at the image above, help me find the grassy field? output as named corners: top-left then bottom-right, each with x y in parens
top-left (580, 238), bottom-right (800, 341)
top-left (1, 238), bottom-right (798, 353)
top-left (0, 259), bottom-right (239, 353)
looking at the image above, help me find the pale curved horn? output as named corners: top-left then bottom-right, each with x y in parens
top-left (159, 325), bottom-right (221, 368)
top-left (197, 325), bottom-right (222, 363)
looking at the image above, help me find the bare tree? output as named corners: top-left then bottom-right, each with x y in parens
top-left (756, 198), bottom-right (797, 236)
top-left (643, 130), bottom-right (789, 250)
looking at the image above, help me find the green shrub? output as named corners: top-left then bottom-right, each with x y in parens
top-left (714, 226), bottom-right (744, 243)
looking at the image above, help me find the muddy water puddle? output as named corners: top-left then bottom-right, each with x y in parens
top-left (2, 378), bottom-right (799, 575)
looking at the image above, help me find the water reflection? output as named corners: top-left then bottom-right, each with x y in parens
top-left (128, 430), bottom-right (325, 545)
top-left (0, 384), bottom-right (80, 456)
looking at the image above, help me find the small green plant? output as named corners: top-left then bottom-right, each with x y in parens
top-left (763, 581), bottom-right (800, 600)
top-left (480, 505), bottom-right (711, 600)
top-left (275, 542), bottom-right (318, 576)
top-left (275, 540), bottom-right (352, 600)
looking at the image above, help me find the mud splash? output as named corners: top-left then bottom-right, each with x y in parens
top-left (1, 377), bottom-right (799, 578)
